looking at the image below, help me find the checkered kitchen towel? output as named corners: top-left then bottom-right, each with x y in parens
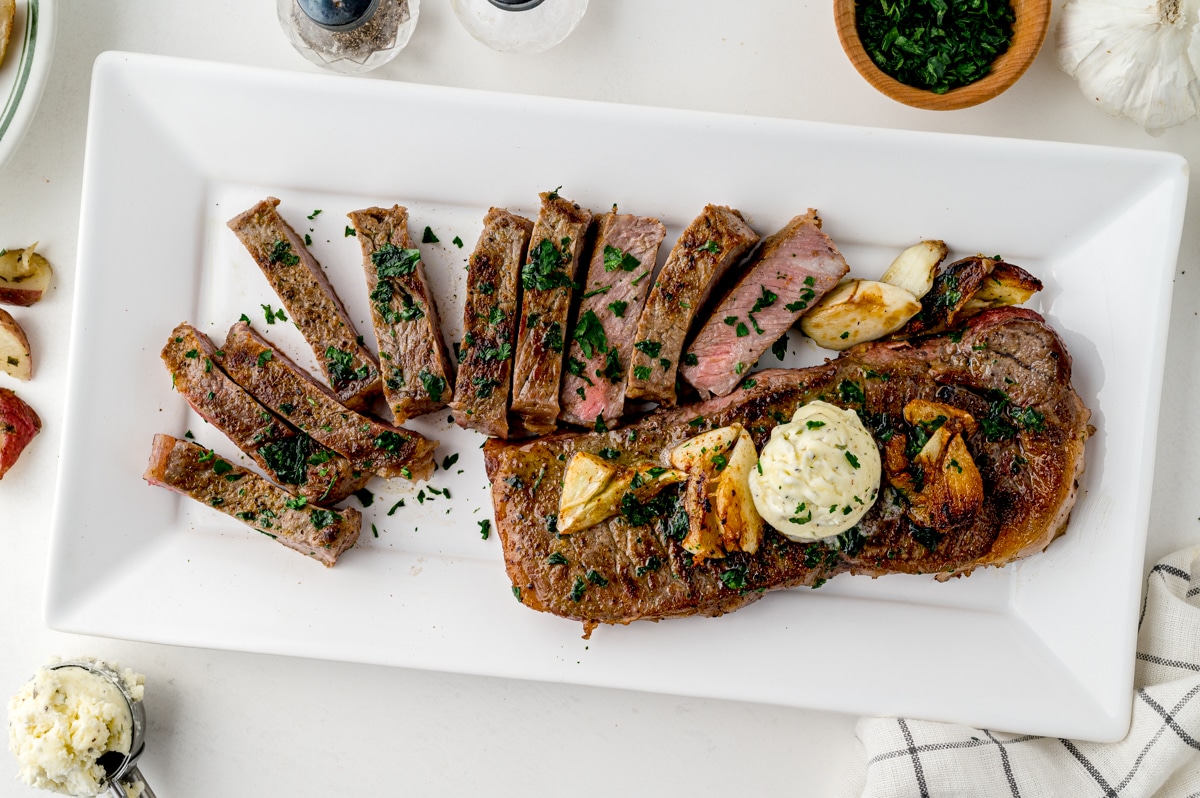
top-left (842, 546), bottom-right (1200, 797)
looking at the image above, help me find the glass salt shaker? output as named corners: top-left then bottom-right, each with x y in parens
top-left (278, 0), bottom-right (420, 74)
top-left (451, 0), bottom-right (588, 53)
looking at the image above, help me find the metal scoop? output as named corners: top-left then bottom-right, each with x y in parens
top-left (47, 660), bottom-right (156, 798)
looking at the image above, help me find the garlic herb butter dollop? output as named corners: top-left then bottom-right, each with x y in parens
top-left (748, 400), bottom-right (881, 541)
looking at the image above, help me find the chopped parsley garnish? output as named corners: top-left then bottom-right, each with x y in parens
top-left (630, 270), bottom-right (650, 286)
top-left (325, 346), bottom-right (369, 386)
top-left (838, 380), bottom-right (865, 404)
top-left (586, 569), bottom-right (609, 587)
top-left (633, 365), bottom-right (652, 381)
top-left (566, 357), bottom-right (594, 386)
top-left (212, 459), bottom-right (233, 475)
top-left (807, 420), bottom-right (826, 429)
top-left (523, 238), bottom-right (575, 291)
top-left (307, 209), bottom-right (322, 220)
top-left (771, 337), bottom-right (788, 361)
top-left (582, 284), bottom-right (611, 298)
top-left (570, 577), bottom-right (587, 602)
top-left (548, 552), bottom-right (568, 566)
top-left (603, 245), bottom-right (640, 272)
top-left (310, 508), bottom-right (341, 529)
top-left (720, 566), bottom-right (748, 590)
top-left (751, 285), bottom-right (778, 314)
top-left (724, 315), bottom-right (738, 326)
top-left (735, 322), bottom-right (749, 337)
top-left (353, 488), bottom-right (375, 507)
top-left (372, 244), bottom-right (421, 278)
top-left (478, 520), bottom-right (491, 540)
top-left (479, 342), bottom-right (512, 362)
top-left (598, 448), bottom-right (621, 460)
top-left (419, 368), bottom-right (446, 402)
top-left (373, 431), bottom-right (408, 453)
top-left (422, 226), bottom-right (439, 243)
top-left (184, 349), bottom-right (199, 359)
top-left (345, 226), bottom-right (356, 237)
top-left (256, 350), bottom-right (273, 368)
top-left (711, 453), bottom-right (728, 471)
top-left (698, 240), bottom-right (721, 254)
top-left (284, 496), bottom-right (308, 510)
top-left (542, 321), bottom-right (564, 354)
top-left (573, 310), bottom-right (608, 359)
top-left (473, 377), bottom-right (500, 398)
top-left (682, 352), bottom-right (699, 367)
top-left (845, 451), bottom-right (861, 469)
top-left (452, 236), bottom-right (464, 248)
top-left (608, 300), bottom-right (628, 318)
top-left (600, 348), bottom-right (622, 383)
top-left (634, 340), bottom-right (662, 358)
top-left (268, 239), bottom-right (299, 267)
top-left (262, 304), bottom-right (286, 324)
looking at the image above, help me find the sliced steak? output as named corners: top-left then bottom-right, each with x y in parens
top-left (219, 322), bottom-right (436, 482)
top-left (347, 205), bottom-right (455, 423)
top-left (510, 192), bottom-right (593, 436)
top-left (144, 434), bottom-right (361, 567)
top-left (450, 208), bottom-right (533, 439)
top-left (227, 197), bottom-right (380, 409)
top-left (560, 211), bottom-right (667, 428)
top-left (626, 205), bottom-right (759, 407)
top-left (680, 210), bottom-right (849, 398)
top-left (162, 323), bottom-right (368, 504)
top-left (485, 308), bottom-right (1089, 629)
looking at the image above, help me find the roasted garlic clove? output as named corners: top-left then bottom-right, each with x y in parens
top-left (669, 424), bottom-right (741, 476)
top-left (886, 400), bottom-right (985, 529)
top-left (681, 474), bottom-right (724, 562)
top-left (960, 262), bottom-right (1043, 318)
top-left (879, 240), bottom-right (948, 300)
top-left (557, 452), bottom-right (620, 535)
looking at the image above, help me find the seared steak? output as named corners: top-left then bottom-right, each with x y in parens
top-left (485, 308), bottom-right (1089, 630)
top-left (219, 322), bottom-right (436, 482)
top-left (510, 192), bottom-right (593, 435)
top-left (560, 211), bottom-right (667, 428)
top-left (144, 434), bottom-right (361, 567)
top-left (680, 210), bottom-right (849, 398)
top-left (162, 323), bottom-right (367, 504)
top-left (626, 205), bottom-right (759, 406)
top-left (347, 205), bottom-right (455, 422)
top-left (227, 198), bottom-right (380, 409)
top-left (450, 208), bottom-right (533, 439)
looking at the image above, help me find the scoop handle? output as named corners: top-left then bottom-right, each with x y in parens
top-left (103, 765), bottom-right (156, 798)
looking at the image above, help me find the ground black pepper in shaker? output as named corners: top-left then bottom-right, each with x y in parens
top-left (278, 0), bottom-right (420, 73)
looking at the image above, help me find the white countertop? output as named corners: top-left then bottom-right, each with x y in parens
top-left (3, 2), bottom-right (1199, 796)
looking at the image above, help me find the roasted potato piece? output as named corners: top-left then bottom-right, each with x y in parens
top-left (0, 0), bottom-right (13, 66)
top-left (0, 308), bottom-right (30, 380)
top-left (0, 387), bottom-right (40, 479)
top-left (0, 244), bottom-right (54, 307)
top-left (800, 280), bottom-right (921, 351)
top-left (894, 255), bottom-right (997, 338)
top-left (879, 240), bottom-right (947, 299)
top-left (960, 262), bottom-right (1043, 318)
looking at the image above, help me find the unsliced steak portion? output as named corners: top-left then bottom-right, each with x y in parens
top-left (347, 205), bottom-right (455, 423)
top-left (680, 210), bottom-right (849, 398)
top-left (163, 323), bottom-right (367, 504)
top-left (227, 198), bottom-right (379, 409)
top-left (144, 434), bottom-right (361, 567)
top-left (560, 211), bottom-right (667, 428)
top-left (219, 322), bottom-right (436, 482)
top-left (485, 308), bottom-right (1089, 630)
top-left (450, 208), bottom-right (533, 439)
top-left (626, 205), bottom-right (759, 407)
top-left (510, 192), bottom-right (593, 436)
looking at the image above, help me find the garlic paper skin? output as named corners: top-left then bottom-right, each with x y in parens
top-left (1057, 0), bottom-right (1200, 134)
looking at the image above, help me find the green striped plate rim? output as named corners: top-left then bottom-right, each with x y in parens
top-left (0, 0), bottom-right (39, 143)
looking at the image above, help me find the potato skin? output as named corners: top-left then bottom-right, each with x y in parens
top-left (0, 387), bottom-right (40, 479)
top-left (0, 308), bottom-right (31, 380)
top-left (0, 247), bottom-right (53, 307)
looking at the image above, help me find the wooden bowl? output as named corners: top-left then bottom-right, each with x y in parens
top-left (834, 0), bottom-right (1051, 110)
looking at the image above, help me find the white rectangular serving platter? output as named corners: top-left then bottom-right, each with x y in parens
top-left (47, 52), bottom-right (1188, 741)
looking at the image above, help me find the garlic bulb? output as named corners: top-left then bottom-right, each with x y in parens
top-left (1057, 0), bottom-right (1200, 134)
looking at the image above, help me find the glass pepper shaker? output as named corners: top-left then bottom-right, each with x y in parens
top-left (450, 0), bottom-right (588, 53)
top-left (278, 0), bottom-right (420, 74)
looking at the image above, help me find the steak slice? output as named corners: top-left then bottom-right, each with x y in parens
top-left (219, 322), bottom-right (436, 482)
top-left (510, 192), bottom-right (593, 435)
top-left (227, 197), bottom-right (380, 409)
top-left (560, 211), bottom-right (667, 428)
top-left (450, 208), bottom-right (533, 439)
top-left (680, 210), bottom-right (849, 398)
top-left (484, 308), bottom-right (1090, 629)
top-left (144, 434), bottom-right (361, 567)
top-left (626, 205), bottom-right (759, 407)
top-left (347, 205), bottom-right (455, 423)
top-left (163, 323), bottom-right (368, 504)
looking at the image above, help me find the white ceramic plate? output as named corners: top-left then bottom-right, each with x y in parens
top-left (48, 52), bottom-right (1187, 742)
top-left (0, 0), bottom-right (54, 170)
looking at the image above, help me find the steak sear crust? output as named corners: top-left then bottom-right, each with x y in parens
top-left (451, 208), bottom-right (534, 439)
top-left (163, 323), bottom-right (367, 504)
top-left (626, 205), bottom-right (760, 407)
top-left (485, 308), bottom-right (1090, 629)
top-left (227, 198), bottom-right (380, 409)
top-left (510, 192), bottom-right (594, 435)
top-left (219, 322), bottom-right (436, 482)
top-left (144, 434), bottom-right (361, 567)
top-left (348, 205), bottom-right (455, 423)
